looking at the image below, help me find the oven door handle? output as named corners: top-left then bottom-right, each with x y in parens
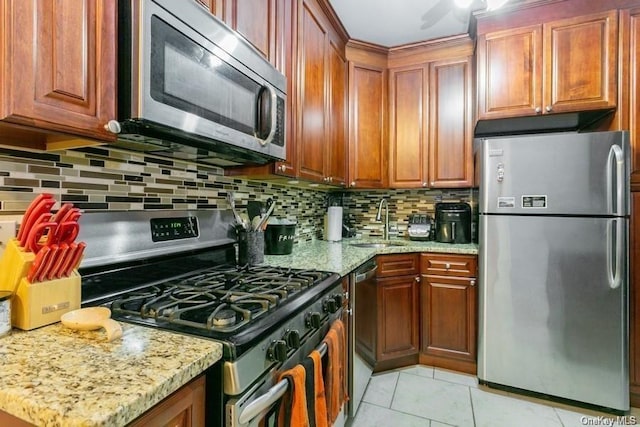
top-left (238, 341), bottom-right (328, 425)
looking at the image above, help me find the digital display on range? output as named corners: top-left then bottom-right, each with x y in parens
top-left (150, 217), bottom-right (199, 242)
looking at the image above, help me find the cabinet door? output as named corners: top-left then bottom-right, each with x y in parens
top-left (228, 0), bottom-right (275, 61)
top-left (388, 66), bottom-right (429, 188)
top-left (129, 375), bottom-right (206, 427)
top-left (2, 0), bottom-right (116, 141)
top-left (477, 25), bottom-right (542, 119)
top-left (377, 275), bottom-right (419, 361)
top-left (421, 275), bottom-right (477, 363)
top-left (543, 10), bottom-right (618, 114)
top-left (327, 39), bottom-right (348, 186)
top-left (297, 0), bottom-right (327, 183)
top-left (348, 63), bottom-right (387, 188)
top-left (428, 57), bottom-right (473, 188)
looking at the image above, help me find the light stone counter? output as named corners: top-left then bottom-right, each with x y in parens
top-left (263, 238), bottom-right (478, 276)
top-left (0, 322), bottom-right (222, 427)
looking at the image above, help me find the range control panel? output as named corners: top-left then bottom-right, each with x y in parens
top-left (150, 216), bottom-right (199, 242)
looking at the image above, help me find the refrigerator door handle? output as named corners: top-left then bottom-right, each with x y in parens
top-left (607, 218), bottom-right (623, 289)
top-left (606, 145), bottom-right (624, 216)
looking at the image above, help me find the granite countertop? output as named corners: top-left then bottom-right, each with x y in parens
top-left (0, 322), bottom-right (223, 427)
top-left (264, 237), bottom-right (478, 276)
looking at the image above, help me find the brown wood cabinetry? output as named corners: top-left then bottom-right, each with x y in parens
top-left (348, 54), bottom-right (388, 189)
top-left (297, 0), bottom-right (348, 185)
top-left (420, 253), bottom-right (478, 374)
top-left (355, 254), bottom-right (419, 371)
top-left (388, 39), bottom-right (473, 189)
top-left (389, 65), bottom-right (429, 188)
top-left (428, 57), bottom-right (473, 188)
top-left (225, 0), bottom-right (347, 185)
top-left (619, 7), bottom-right (640, 186)
top-left (477, 10), bottom-right (618, 119)
top-left (0, 0), bottom-right (116, 148)
top-left (129, 375), bottom-right (206, 427)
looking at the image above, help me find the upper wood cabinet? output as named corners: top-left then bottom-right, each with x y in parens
top-left (348, 60), bottom-right (388, 189)
top-left (428, 57), bottom-right (474, 188)
top-left (389, 65), bottom-right (429, 188)
top-left (224, 0), bottom-right (347, 185)
top-left (0, 0), bottom-right (117, 146)
top-left (477, 10), bottom-right (618, 120)
top-left (388, 41), bottom-right (473, 189)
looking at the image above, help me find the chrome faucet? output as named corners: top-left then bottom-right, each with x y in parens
top-left (375, 198), bottom-right (389, 240)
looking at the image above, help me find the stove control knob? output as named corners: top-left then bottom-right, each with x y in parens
top-left (306, 312), bottom-right (322, 329)
top-left (333, 293), bottom-right (344, 308)
top-left (268, 339), bottom-right (288, 363)
top-left (284, 330), bottom-right (301, 349)
top-left (323, 298), bottom-right (338, 314)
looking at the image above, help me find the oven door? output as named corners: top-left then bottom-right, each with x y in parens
top-left (226, 311), bottom-right (346, 427)
top-left (124, 0), bottom-right (286, 159)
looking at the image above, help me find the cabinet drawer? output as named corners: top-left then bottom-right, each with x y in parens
top-left (376, 254), bottom-right (419, 277)
top-left (420, 253), bottom-right (477, 277)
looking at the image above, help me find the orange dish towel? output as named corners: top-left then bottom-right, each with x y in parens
top-left (322, 319), bottom-right (349, 425)
top-left (309, 349), bottom-right (328, 427)
top-left (277, 364), bottom-right (310, 427)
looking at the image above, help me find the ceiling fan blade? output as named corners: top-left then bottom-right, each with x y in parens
top-left (420, 0), bottom-right (451, 30)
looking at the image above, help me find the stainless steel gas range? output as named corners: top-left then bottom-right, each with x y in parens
top-left (77, 210), bottom-right (344, 427)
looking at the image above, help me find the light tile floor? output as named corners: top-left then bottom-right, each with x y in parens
top-left (351, 365), bottom-right (640, 427)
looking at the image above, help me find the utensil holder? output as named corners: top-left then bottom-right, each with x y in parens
top-left (0, 238), bottom-right (81, 330)
top-left (238, 230), bottom-right (264, 265)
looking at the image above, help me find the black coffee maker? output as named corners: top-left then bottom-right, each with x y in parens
top-left (434, 202), bottom-right (471, 244)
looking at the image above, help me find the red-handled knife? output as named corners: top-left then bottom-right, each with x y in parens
top-left (26, 246), bottom-right (52, 283)
top-left (63, 242), bottom-right (86, 277)
top-left (47, 243), bottom-right (70, 281)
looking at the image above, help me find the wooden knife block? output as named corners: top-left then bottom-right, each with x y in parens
top-left (0, 239), bottom-right (81, 330)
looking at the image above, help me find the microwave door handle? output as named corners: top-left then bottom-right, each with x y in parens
top-left (256, 85), bottom-right (278, 146)
top-left (451, 222), bottom-right (456, 241)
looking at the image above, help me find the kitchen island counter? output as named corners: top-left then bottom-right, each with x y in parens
top-left (0, 322), bottom-right (222, 427)
top-left (264, 238), bottom-right (478, 276)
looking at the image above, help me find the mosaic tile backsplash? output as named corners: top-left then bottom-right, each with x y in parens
top-left (0, 144), bottom-right (472, 242)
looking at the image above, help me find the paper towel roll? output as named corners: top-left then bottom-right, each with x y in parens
top-left (326, 206), bottom-right (343, 241)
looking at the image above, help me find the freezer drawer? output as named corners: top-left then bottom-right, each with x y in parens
top-left (478, 214), bottom-right (629, 410)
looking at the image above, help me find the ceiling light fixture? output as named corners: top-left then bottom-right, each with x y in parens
top-left (454, 0), bottom-right (474, 8)
top-left (454, 0), bottom-right (510, 11)
top-left (485, 0), bottom-right (509, 10)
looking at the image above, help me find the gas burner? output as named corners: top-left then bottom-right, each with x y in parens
top-left (212, 309), bottom-right (236, 327)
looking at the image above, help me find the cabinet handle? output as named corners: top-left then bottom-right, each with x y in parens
top-left (535, 106), bottom-right (541, 114)
top-left (350, 181), bottom-right (356, 187)
top-left (329, 177), bottom-right (333, 183)
top-left (431, 181), bottom-right (435, 186)
top-left (470, 280), bottom-right (476, 286)
top-left (415, 276), bottom-right (421, 283)
top-left (545, 105), bottom-right (553, 113)
top-left (277, 164), bottom-right (286, 173)
top-left (104, 120), bottom-right (121, 134)
top-left (445, 263), bottom-right (451, 270)
top-left (422, 182), bottom-right (427, 187)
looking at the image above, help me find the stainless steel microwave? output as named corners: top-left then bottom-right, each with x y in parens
top-left (113, 0), bottom-right (286, 166)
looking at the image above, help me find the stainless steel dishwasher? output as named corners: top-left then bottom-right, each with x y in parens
top-left (348, 259), bottom-right (377, 420)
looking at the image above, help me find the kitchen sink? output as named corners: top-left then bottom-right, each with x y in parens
top-left (349, 241), bottom-right (408, 248)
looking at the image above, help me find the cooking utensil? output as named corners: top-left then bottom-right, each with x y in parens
top-left (256, 199), bottom-right (276, 231)
top-left (60, 307), bottom-right (123, 342)
top-left (63, 242), bottom-right (86, 277)
top-left (247, 201), bottom-right (263, 222)
top-left (18, 197), bottom-right (56, 248)
top-left (16, 193), bottom-right (54, 243)
top-left (36, 244), bottom-right (58, 282)
top-left (227, 192), bottom-right (246, 229)
top-left (26, 246), bottom-right (52, 283)
top-left (47, 243), bottom-right (70, 281)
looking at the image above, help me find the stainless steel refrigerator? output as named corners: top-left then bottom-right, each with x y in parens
top-left (476, 130), bottom-right (630, 411)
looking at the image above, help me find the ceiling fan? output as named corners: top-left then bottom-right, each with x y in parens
top-left (420, 0), bottom-right (510, 30)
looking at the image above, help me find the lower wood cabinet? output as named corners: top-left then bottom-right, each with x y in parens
top-left (420, 253), bottom-right (478, 374)
top-left (129, 374), bottom-right (206, 427)
top-left (355, 254), bottom-right (420, 371)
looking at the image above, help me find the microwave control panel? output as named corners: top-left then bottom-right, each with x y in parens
top-left (150, 216), bottom-right (199, 242)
